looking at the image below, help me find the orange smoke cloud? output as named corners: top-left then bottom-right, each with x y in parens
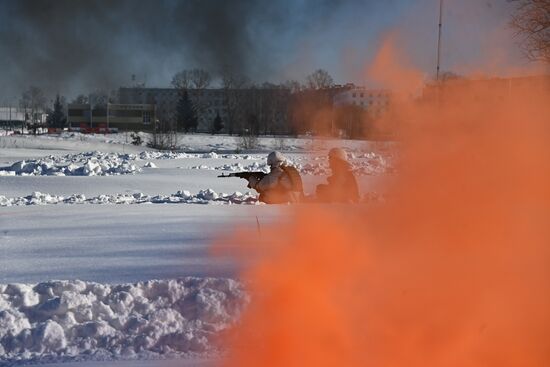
top-left (367, 33), bottom-right (425, 95)
top-left (219, 37), bottom-right (550, 367)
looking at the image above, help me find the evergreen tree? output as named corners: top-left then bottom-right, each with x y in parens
top-left (212, 112), bottom-right (224, 134)
top-left (47, 94), bottom-right (67, 128)
top-left (175, 90), bottom-right (198, 133)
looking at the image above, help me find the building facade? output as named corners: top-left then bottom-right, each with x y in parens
top-left (422, 75), bottom-right (550, 103)
top-left (118, 88), bottom-right (227, 132)
top-left (333, 87), bottom-right (392, 118)
top-left (68, 103), bottom-right (155, 132)
top-left (0, 107), bottom-right (26, 130)
top-left (118, 87), bottom-right (292, 134)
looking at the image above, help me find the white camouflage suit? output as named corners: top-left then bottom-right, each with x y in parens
top-left (248, 152), bottom-right (301, 204)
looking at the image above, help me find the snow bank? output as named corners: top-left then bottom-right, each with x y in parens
top-left (138, 151), bottom-right (259, 160)
top-left (192, 161), bottom-right (269, 173)
top-left (1, 149), bottom-right (393, 177)
top-left (0, 190), bottom-right (259, 207)
top-left (0, 150), bottom-right (264, 176)
top-left (0, 152), bottom-right (140, 176)
top-left (0, 190), bottom-right (385, 207)
top-left (0, 278), bottom-right (247, 364)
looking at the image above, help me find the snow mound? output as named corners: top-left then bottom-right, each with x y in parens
top-left (138, 151), bottom-right (191, 160)
top-left (0, 152), bottom-right (140, 176)
top-left (296, 152), bottom-right (394, 176)
top-left (0, 278), bottom-right (248, 364)
top-left (0, 149), bottom-right (392, 177)
top-left (192, 161), bottom-right (269, 173)
top-left (137, 151), bottom-right (259, 160)
top-left (0, 190), bottom-right (259, 207)
top-left (0, 190), bottom-right (384, 207)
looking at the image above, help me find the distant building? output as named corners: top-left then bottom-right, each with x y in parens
top-left (68, 103), bottom-right (155, 132)
top-left (0, 107), bottom-right (26, 130)
top-left (118, 87), bottom-right (292, 134)
top-left (422, 75), bottom-right (550, 103)
top-left (333, 87), bottom-right (392, 118)
top-left (119, 87), bottom-right (227, 132)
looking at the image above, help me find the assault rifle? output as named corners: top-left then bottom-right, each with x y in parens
top-left (218, 171), bottom-right (267, 188)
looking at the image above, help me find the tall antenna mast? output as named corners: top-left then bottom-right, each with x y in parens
top-left (436, 0), bottom-right (444, 81)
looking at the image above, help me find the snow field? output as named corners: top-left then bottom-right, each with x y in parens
top-left (0, 133), bottom-right (396, 366)
top-left (0, 278), bottom-right (247, 364)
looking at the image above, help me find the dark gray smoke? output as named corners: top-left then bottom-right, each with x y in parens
top-left (0, 0), bottom-right (362, 100)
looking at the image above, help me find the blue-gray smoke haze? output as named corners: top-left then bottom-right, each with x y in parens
top-left (0, 0), bottom-right (529, 101)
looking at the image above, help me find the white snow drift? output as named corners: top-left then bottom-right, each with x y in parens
top-left (0, 278), bottom-right (248, 364)
top-left (0, 152), bottom-right (140, 176)
top-left (0, 149), bottom-right (393, 177)
top-left (0, 190), bottom-right (259, 207)
top-left (0, 190), bottom-right (386, 207)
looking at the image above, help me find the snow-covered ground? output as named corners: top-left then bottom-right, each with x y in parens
top-left (0, 278), bottom-right (247, 365)
top-left (0, 132), bottom-right (395, 366)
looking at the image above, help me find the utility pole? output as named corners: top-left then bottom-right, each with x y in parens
top-left (436, 0), bottom-right (444, 81)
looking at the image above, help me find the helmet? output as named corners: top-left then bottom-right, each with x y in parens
top-left (267, 151), bottom-right (286, 166)
top-left (328, 147), bottom-right (348, 162)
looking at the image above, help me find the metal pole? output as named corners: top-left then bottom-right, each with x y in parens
top-left (89, 94), bottom-right (93, 131)
top-left (436, 0), bottom-right (444, 81)
top-left (107, 103), bottom-right (109, 133)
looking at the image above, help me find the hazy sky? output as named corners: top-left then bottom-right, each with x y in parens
top-left (0, 0), bottom-right (544, 102)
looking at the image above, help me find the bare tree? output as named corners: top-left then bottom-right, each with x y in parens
top-left (189, 69), bottom-right (212, 129)
top-left (148, 108), bottom-right (178, 150)
top-left (511, 0), bottom-right (550, 63)
top-left (189, 69), bottom-right (211, 89)
top-left (20, 86), bottom-right (47, 134)
top-left (72, 94), bottom-right (89, 104)
top-left (305, 69), bottom-right (335, 90)
top-left (221, 69), bottom-right (249, 90)
top-left (172, 68), bottom-right (212, 90)
top-left (283, 79), bottom-right (304, 93)
top-left (171, 70), bottom-right (192, 90)
top-left (221, 69), bottom-right (250, 135)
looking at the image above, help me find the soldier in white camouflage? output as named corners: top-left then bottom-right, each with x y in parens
top-left (316, 148), bottom-right (360, 203)
top-left (248, 151), bottom-right (303, 204)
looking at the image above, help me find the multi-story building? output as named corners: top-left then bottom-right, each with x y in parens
top-left (118, 87), bottom-right (227, 132)
top-left (118, 87), bottom-right (292, 134)
top-left (333, 87), bottom-right (392, 118)
top-left (68, 103), bottom-right (155, 132)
